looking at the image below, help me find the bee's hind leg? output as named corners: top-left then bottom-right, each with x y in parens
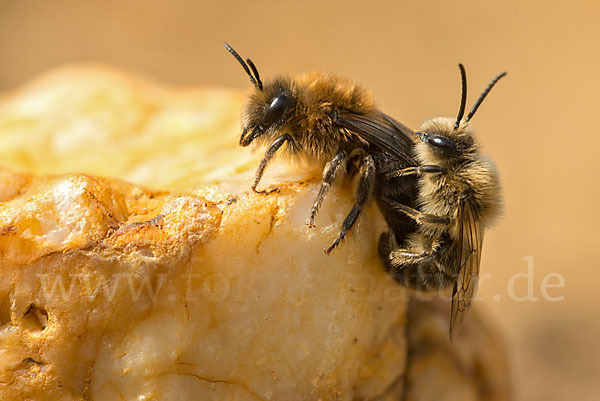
top-left (325, 153), bottom-right (375, 254)
top-left (387, 247), bottom-right (455, 292)
top-left (308, 151), bottom-right (346, 227)
top-left (252, 134), bottom-right (296, 193)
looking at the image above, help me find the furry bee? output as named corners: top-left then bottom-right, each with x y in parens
top-left (225, 43), bottom-right (417, 254)
top-left (380, 64), bottom-right (505, 337)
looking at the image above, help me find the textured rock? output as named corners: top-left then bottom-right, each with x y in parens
top-left (0, 65), bottom-right (509, 400)
top-left (0, 167), bottom-right (409, 401)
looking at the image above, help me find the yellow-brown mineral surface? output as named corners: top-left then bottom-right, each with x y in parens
top-left (0, 65), bottom-right (509, 401)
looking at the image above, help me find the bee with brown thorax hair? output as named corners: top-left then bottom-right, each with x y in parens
top-left (379, 64), bottom-right (506, 337)
top-left (224, 43), bottom-right (418, 254)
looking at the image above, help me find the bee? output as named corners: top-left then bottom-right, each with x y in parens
top-left (379, 64), bottom-right (505, 337)
top-left (224, 43), bottom-right (417, 254)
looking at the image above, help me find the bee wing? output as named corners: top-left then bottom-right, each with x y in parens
top-left (336, 111), bottom-right (415, 165)
top-left (450, 201), bottom-right (484, 339)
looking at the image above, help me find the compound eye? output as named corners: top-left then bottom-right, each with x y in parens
top-left (262, 94), bottom-right (290, 126)
top-left (427, 135), bottom-right (456, 151)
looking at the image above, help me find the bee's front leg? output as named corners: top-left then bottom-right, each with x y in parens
top-left (308, 151), bottom-right (346, 227)
top-left (325, 153), bottom-right (375, 254)
top-left (386, 165), bottom-right (444, 179)
top-left (252, 134), bottom-right (296, 193)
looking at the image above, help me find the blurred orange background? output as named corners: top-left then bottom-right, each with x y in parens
top-left (1, 1), bottom-right (598, 400)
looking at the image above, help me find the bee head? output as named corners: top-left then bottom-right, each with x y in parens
top-left (239, 78), bottom-right (297, 147)
top-left (225, 43), bottom-right (297, 147)
top-left (416, 117), bottom-right (475, 160)
top-left (416, 64), bottom-right (506, 162)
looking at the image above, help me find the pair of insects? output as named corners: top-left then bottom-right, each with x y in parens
top-left (225, 43), bottom-right (505, 337)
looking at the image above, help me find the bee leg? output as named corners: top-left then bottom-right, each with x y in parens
top-left (325, 154), bottom-right (375, 254)
top-left (308, 151), bottom-right (346, 227)
top-left (386, 165), bottom-right (444, 179)
top-left (252, 134), bottom-right (296, 193)
top-left (388, 249), bottom-right (455, 292)
top-left (383, 200), bottom-right (451, 226)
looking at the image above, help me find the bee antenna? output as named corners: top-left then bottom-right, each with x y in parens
top-left (224, 42), bottom-right (262, 90)
top-left (466, 71), bottom-right (507, 122)
top-left (454, 63), bottom-right (467, 131)
top-left (245, 58), bottom-right (263, 91)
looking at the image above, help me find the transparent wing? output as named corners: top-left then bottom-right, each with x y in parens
top-left (336, 111), bottom-right (415, 166)
top-left (450, 201), bottom-right (484, 339)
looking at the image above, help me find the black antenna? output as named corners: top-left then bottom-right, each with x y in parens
top-left (466, 71), bottom-right (507, 122)
top-left (246, 58), bottom-right (263, 91)
top-left (224, 43), bottom-right (262, 90)
top-left (454, 64), bottom-right (468, 131)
